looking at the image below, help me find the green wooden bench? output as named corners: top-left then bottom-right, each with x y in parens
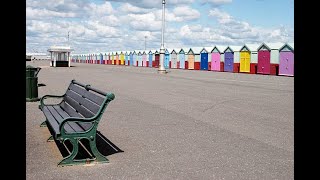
top-left (39, 80), bottom-right (115, 166)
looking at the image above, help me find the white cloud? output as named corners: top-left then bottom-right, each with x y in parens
top-left (98, 15), bottom-right (121, 27)
top-left (200, 0), bottom-right (232, 6)
top-left (154, 7), bottom-right (200, 22)
top-left (127, 13), bottom-right (162, 31)
top-left (26, 7), bottom-right (77, 19)
top-left (173, 6), bottom-right (201, 21)
top-left (119, 3), bottom-right (151, 14)
top-left (179, 25), bottom-right (192, 36)
top-left (84, 2), bottom-right (114, 17)
top-left (106, 0), bottom-right (194, 8)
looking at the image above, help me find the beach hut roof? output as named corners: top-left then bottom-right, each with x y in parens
top-left (187, 47), bottom-right (202, 54)
top-left (279, 43), bottom-right (294, 52)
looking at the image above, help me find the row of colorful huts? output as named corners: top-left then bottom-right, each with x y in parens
top-left (71, 42), bottom-right (294, 76)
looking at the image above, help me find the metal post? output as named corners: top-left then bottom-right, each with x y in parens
top-left (158, 0), bottom-right (167, 74)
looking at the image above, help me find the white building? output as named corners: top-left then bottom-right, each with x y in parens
top-left (47, 46), bottom-right (73, 67)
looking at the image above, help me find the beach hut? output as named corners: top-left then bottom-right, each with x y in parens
top-left (257, 43), bottom-right (271, 75)
top-left (142, 51), bottom-right (147, 67)
top-left (239, 45), bottom-right (251, 73)
top-left (170, 49), bottom-right (178, 69)
top-left (130, 51), bottom-right (133, 66)
top-left (223, 46), bottom-right (241, 72)
top-left (115, 52), bottom-right (119, 65)
top-left (96, 53), bottom-right (99, 64)
top-left (200, 47), bottom-right (210, 70)
top-left (76, 55), bottom-right (79, 63)
top-left (257, 43), bottom-right (281, 75)
top-left (210, 46), bottom-right (222, 71)
top-left (223, 46), bottom-right (234, 72)
top-left (148, 50), bottom-right (153, 67)
top-left (178, 48), bottom-right (186, 69)
top-left (278, 43), bottom-right (294, 76)
top-left (164, 49), bottom-right (170, 69)
top-left (124, 52), bottom-right (128, 65)
top-left (99, 53), bottom-right (103, 64)
top-left (120, 51), bottom-right (125, 65)
top-left (92, 54), bottom-right (95, 64)
top-left (132, 51), bottom-right (137, 66)
top-left (137, 51), bottom-right (142, 66)
top-left (103, 53), bottom-right (107, 64)
top-left (76, 55), bottom-right (78, 63)
top-left (239, 44), bottom-right (259, 73)
top-left (154, 50), bottom-right (160, 68)
top-left (95, 54), bottom-right (98, 64)
top-left (111, 52), bottom-right (114, 65)
top-left (105, 52), bottom-right (109, 64)
top-left (187, 48), bottom-right (195, 70)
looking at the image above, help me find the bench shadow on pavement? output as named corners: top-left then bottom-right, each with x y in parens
top-left (54, 130), bottom-right (124, 160)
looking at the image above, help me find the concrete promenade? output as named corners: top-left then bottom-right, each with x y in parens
top-left (26, 60), bottom-right (294, 180)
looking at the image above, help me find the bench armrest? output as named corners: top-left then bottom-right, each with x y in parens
top-left (39, 94), bottom-right (65, 110)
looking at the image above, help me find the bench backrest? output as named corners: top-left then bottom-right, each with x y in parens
top-left (59, 80), bottom-right (115, 122)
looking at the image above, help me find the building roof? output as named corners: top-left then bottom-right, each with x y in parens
top-left (47, 45), bottom-right (73, 52)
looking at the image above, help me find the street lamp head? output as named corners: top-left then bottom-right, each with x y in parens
top-left (162, 0), bottom-right (165, 4)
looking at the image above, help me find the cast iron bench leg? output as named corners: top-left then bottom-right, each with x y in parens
top-left (58, 138), bottom-right (79, 167)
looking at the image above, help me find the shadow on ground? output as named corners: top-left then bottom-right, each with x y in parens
top-left (52, 130), bottom-right (123, 160)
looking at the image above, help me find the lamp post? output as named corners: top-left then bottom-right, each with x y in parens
top-left (158, 0), bottom-right (167, 74)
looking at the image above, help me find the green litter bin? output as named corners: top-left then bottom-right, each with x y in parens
top-left (26, 65), bottom-right (41, 102)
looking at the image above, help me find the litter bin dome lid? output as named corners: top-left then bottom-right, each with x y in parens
top-left (26, 65), bottom-right (37, 69)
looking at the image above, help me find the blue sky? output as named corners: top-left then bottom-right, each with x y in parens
top-left (26, 0), bottom-right (294, 54)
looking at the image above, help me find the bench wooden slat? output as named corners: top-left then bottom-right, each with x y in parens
top-left (43, 106), bottom-right (61, 134)
top-left (60, 102), bottom-right (83, 118)
top-left (47, 106), bottom-right (80, 133)
top-left (65, 90), bottom-right (100, 114)
top-left (53, 105), bottom-right (89, 132)
top-left (68, 83), bottom-right (104, 105)
top-left (64, 96), bottom-right (94, 118)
